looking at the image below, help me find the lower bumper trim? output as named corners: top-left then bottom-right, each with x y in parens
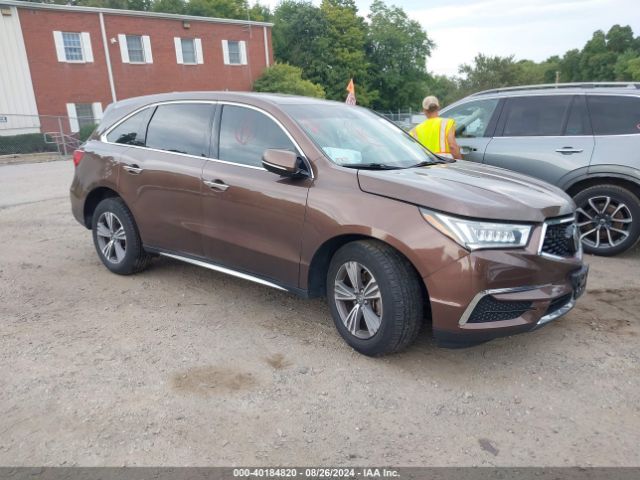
top-left (535, 297), bottom-right (576, 327)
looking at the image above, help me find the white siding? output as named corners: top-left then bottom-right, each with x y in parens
top-left (0, 7), bottom-right (40, 136)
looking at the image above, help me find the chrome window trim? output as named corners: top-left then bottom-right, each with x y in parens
top-left (160, 252), bottom-right (287, 291)
top-left (459, 285), bottom-right (548, 326)
top-left (100, 99), bottom-right (314, 179)
top-left (537, 215), bottom-right (582, 261)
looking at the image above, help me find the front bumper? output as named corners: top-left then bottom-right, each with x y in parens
top-left (424, 228), bottom-right (587, 347)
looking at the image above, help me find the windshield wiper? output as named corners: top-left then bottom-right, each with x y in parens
top-left (406, 157), bottom-right (452, 168)
top-left (340, 163), bottom-right (402, 170)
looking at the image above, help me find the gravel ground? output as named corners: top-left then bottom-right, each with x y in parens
top-left (0, 161), bottom-right (639, 467)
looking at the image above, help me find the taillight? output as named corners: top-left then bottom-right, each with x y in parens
top-left (72, 149), bottom-right (84, 167)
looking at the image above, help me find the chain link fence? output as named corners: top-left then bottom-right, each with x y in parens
top-left (0, 113), bottom-right (97, 159)
top-left (375, 109), bottom-right (425, 130)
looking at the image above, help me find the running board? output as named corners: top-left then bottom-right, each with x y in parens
top-left (159, 252), bottom-right (288, 292)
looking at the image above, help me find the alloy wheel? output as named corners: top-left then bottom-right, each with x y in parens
top-left (95, 211), bottom-right (127, 263)
top-left (576, 195), bottom-right (633, 250)
top-left (334, 261), bottom-right (383, 339)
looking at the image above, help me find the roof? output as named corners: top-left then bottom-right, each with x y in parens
top-left (99, 91), bottom-right (339, 129)
top-left (1, 0), bottom-right (273, 27)
top-left (469, 82), bottom-right (640, 98)
top-left (113, 91), bottom-right (332, 107)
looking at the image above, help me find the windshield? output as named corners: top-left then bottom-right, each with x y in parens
top-left (282, 104), bottom-right (440, 168)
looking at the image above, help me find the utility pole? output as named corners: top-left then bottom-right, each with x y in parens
top-left (555, 70), bottom-right (560, 84)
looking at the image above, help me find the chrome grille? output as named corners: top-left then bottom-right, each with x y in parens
top-left (541, 217), bottom-right (579, 258)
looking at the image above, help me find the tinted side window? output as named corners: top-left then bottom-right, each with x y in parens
top-left (443, 98), bottom-right (499, 138)
top-left (106, 107), bottom-right (154, 146)
top-left (501, 96), bottom-right (572, 137)
top-left (145, 103), bottom-right (213, 157)
top-left (587, 95), bottom-right (640, 135)
top-left (218, 105), bottom-right (295, 167)
top-left (565, 96), bottom-right (592, 136)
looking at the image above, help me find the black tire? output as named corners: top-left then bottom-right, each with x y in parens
top-left (573, 184), bottom-right (640, 256)
top-left (91, 197), bottom-right (151, 275)
top-left (326, 240), bottom-right (423, 356)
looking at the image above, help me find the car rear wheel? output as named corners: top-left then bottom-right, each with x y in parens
top-left (92, 197), bottom-right (151, 274)
top-left (573, 184), bottom-right (640, 256)
top-left (326, 240), bottom-right (423, 356)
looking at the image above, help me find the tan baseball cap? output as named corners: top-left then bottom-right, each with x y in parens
top-left (422, 95), bottom-right (440, 111)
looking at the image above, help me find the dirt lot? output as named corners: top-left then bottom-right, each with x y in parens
top-left (1, 161), bottom-right (639, 467)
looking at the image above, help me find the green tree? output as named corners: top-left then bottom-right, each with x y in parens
top-left (248, 2), bottom-right (271, 21)
top-left (425, 74), bottom-right (462, 106)
top-left (151, 0), bottom-right (184, 13)
top-left (73, 0), bottom-right (130, 8)
top-left (606, 25), bottom-right (635, 53)
top-left (457, 54), bottom-right (520, 94)
top-left (273, 2), bottom-right (332, 89)
top-left (579, 30), bottom-right (618, 80)
top-left (614, 50), bottom-right (640, 80)
top-left (253, 63), bottom-right (325, 97)
top-left (184, 0), bottom-right (248, 18)
top-left (319, 0), bottom-right (374, 105)
top-left (366, 0), bottom-right (433, 111)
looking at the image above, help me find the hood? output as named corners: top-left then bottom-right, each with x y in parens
top-left (357, 162), bottom-right (574, 222)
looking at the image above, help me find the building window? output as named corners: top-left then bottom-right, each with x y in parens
top-left (118, 34), bottom-right (153, 64)
top-left (75, 104), bottom-right (95, 129)
top-left (62, 32), bottom-right (83, 61)
top-left (222, 40), bottom-right (247, 65)
top-left (174, 37), bottom-right (203, 64)
top-left (66, 102), bottom-right (103, 133)
top-left (126, 35), bottom-right (145, 62)
top-left (182, 39), bottom-right (196, 64)
top-left (228, 41), bottom-right (241, 64)
top-left (53, 31), bottom-right (93, 63)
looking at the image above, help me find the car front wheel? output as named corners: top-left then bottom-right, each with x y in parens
top-left (326, 240), bottom-right (423, 356)
top-left (574, 184), bottom-right (640, 256)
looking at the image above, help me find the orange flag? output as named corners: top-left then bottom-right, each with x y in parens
top-left (345, 79), bottom-right (356, 105)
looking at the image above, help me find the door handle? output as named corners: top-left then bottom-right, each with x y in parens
top-left (460, 146), bottom-right (477, 154)
top-left (203, 179), bottom-right (229, 191)
top-left (123, 164), bottom-right (143, 174)
top-left (555, 147), bottom-right (583, 154)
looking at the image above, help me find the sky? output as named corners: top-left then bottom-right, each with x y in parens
top-left (261, 0), bottom-right (640, 76)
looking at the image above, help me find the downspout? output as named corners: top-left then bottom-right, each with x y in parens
top-left (99, 12), bottom-right (117, 102)
top-left (263, 26), bottom-right (270, 68)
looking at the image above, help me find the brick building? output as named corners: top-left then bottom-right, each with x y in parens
top-left (0, 0), bottom-right (273, 135)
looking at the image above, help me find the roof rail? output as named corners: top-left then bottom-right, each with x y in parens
top-left (470, 82), bottom-right (640, 96)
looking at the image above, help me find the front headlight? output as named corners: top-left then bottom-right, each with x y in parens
top-left (420, 208), bottom-right (532, 251)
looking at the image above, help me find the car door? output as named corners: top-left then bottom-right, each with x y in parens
top-left (200, 103), bottom-right (312, 289)
top-left (114, 102), bottom-right (215, 257)
top-left (483, 95), bottom-right (594, 186)
top-left (441, 97), bottom-right (501, 163)
top-left (586, 94), bottom-right (640, 172)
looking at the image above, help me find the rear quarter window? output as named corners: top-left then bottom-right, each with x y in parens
top-left (587, 95), bottom-right (640, 135)
top-left (105, 107), bottom-right (154, 146)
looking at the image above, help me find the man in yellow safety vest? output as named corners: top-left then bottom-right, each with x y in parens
top-left (410, 96), bottom-right (461, 159)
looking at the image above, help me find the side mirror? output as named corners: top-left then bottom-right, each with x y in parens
top-left (262, 149), bottom-right (308, 178)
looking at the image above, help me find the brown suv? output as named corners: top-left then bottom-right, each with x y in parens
top-left (70, 92), bottom-right (588, 356)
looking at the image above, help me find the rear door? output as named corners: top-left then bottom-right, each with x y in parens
top-left (114, 102), bottom-right (215, 257)
top-left (586, 94), bottom-right (640, 172)
top-left (441, 97), bottom-right (501, 163)
top-left (483, 95), bottom-right (594, 186)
